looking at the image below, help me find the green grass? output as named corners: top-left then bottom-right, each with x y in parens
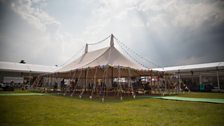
top-left (177, 92), bottom-right (224, 99)
top-left (0, 92), bottom-right (224, 126)
top-left (0, 90), bottom-right (31, 94)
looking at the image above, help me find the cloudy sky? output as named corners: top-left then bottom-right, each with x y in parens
top-left (0, 0), bottom-right (224, 68)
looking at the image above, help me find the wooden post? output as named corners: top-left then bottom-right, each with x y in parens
top-left (178, 70), bottom-right (181, 93)
top-left (217, 70), bottom-right (220, 90)
top-left (111, 66), bottom-right (114, 89)
top-left (85, 69), bottom-right (87, 92)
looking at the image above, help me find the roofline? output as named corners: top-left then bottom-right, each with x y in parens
top-left (153, 61), bottom-right (224, 72)
top-left (0, 61), bottom-right (57, 73)
top-left (0, 69), bottom-right (53, 73)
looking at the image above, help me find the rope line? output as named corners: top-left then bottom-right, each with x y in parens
top-left (60, 35), bottom-right (111, 69)
top-left (87, 35), bottom-right (111, 45)
top-left (115, 38), bottom-right (149, 69)
top-left (114, 36), bottom-right (161, 68)
top-left (60, 45), bottom-right (85, 67)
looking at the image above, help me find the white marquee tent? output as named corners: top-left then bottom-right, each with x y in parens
top-left (51, 34), bottom-right (159, 79)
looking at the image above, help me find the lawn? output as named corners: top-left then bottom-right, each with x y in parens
top-left (177, 92), bottom-right (224, 99)
top-left (0, 92), bottom-right (224, 126)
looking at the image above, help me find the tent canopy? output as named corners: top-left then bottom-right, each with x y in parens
top-left (56, 34), bottom-right (148, 73)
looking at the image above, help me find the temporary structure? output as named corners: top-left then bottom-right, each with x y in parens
top-left (57, 35), bottom-right (146, 71)
top-left (54, 34), bottom-right (154, 79)
top-left (36, 34), bottom-right (173, 99)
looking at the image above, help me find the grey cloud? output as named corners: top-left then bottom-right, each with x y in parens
top-left (0, 0), bottom-right (224, 68)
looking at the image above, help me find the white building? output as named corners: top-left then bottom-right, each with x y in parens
top-left (153, 62), bottom-right (224, 91)
top-left (1, 60), bottom-right (224, 91)
top-left (0, 61), bottom-right (57, 84)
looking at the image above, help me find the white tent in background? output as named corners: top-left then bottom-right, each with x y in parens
top-left (33, 34), bottom-right (165, 99)
top-left (51, 34), bottom-right (155, 79)
top-left (56, 34), bottom-right (147, 73)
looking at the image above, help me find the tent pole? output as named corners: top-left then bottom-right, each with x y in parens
top-left (178, 70), bottom-right (181, 94)
top-left (118, 66), bottom-right (123, 100)
top-left (101, 65), bottom-right (109, 102)
top-left (55, 73), bottom-right (58, 93)
top-left (164, 72), bottom-right (167, 94)
top-left (128, 68), bottom-right (135, 99)
top-left (106, 66), bottom-right (110, 96)
top-left (157, 74), bottom-right (160, 95)
top-left (128, 68), bottom-right (130, 96)
top-left (85, 68), bottom-right (88, 92)
top-left (71, 69), bottom-right (83, 96)
top-left (70, 70), bottom-right (77, 95)
top-left (163, 72), bottom-right (166, 96)
top-left (46, 74), bottom-right (49, 93)
top-left (79, 68), bottom-right (88, 98)
top-left (217, 69), bottom-right (220, 90)
top-left (150, 70), bottom-right (153, 94)
top-left (104, 67), bottom-right (107, 97)
top-left (64, 71), bottom-right (72, 96)
top-left (111, 66), bottom-right (114, 95)
top-left (103, 67), bottom-right (106, 98)
top-left (90, 67), bottom-right (97, 99)
top-left (49, 75), bottom-right (52, 91)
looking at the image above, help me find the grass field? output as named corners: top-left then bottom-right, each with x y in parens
top-left (0, 92), bottom-right (224, 126)
top-left (178, 92), bottom-right (224, 99)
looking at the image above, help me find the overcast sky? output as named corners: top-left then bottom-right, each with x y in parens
top-left (0, 0), bottom-right (224, 68)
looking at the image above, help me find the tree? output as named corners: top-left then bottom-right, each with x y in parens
top-left (19, 60), bottom-right (26, 64)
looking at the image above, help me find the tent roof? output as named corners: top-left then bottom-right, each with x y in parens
top-left (57, 47), bottom-right (110, 72)
top-left (57, 37), bottom-right (147, 72)
top-left (0, 61), bottom-right (57, 73)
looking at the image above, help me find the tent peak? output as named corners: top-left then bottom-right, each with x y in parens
top-left (85, 43), bottom-right (88, 53)
top-left (110, 34), bottom-right (114, 47)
